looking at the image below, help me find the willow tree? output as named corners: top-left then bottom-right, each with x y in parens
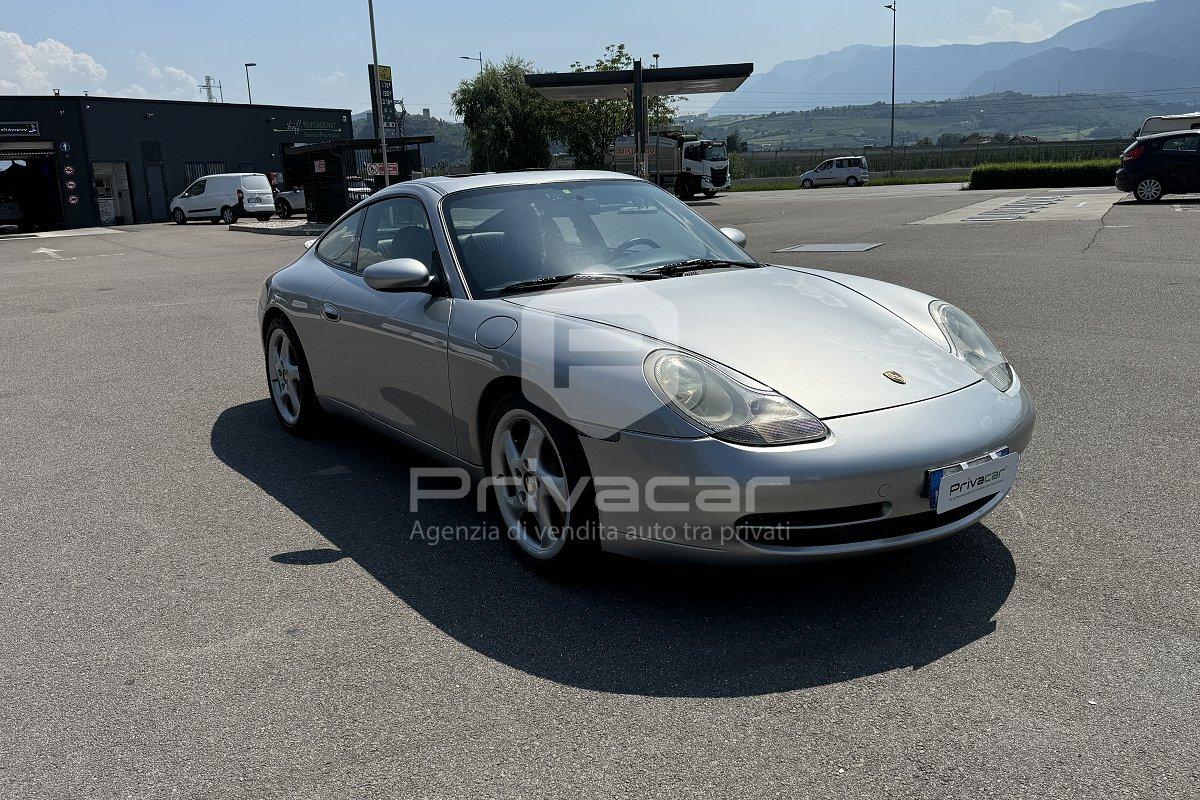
top-left (451, 57), bottom-right (556, 172)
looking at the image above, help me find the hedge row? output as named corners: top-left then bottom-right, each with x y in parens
top-left (968, 158), bottom-right (1120, 190)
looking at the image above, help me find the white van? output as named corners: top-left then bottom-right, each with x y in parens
top-left (1137, 113), bottom-right (1200, 137)
top-left (170, 173), bottom-right (276, 224)
top-left (799, 156), bottom-right (870, 188)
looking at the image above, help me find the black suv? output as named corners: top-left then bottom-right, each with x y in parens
top-left (1116, 130), bottom-right (1200, 202)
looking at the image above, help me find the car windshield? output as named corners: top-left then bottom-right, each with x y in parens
top-left (704, 143), bottom-right (728, 161)
top-left (443, 179), bottom-right (755, 297)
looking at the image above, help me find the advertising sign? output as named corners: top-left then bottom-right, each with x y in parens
top-left (0, 121), bottom-right (39, 136)
top-left (368, 64), bottom-right (399, 132)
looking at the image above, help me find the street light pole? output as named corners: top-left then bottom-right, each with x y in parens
top-left (244, 63), bottom-right (256, 105)
top-left (368, 0), bottom-right (390, 187)
top-left (652, 53), bottom-right (661, 186)
top-left (885, 2), bottom-right (896, 176)
top-left (459, 52), bottom-right (484, 74)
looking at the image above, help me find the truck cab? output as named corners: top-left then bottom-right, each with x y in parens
top-left (608, 133), bottom-right (733, 199)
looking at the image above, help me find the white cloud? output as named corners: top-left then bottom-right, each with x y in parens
top-left (311, 69), bottom-right (346, 85)
top-left (129, 52), bottom-right (198, 98)
top-left (1058, 1), bottom-right (1088, 23)
top-left (968, 7), bottom-right (1047, 43)
top-left (0, 30), bottom-right (108, 94)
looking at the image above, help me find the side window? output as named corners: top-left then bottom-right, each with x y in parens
top-left (1162, 136), bottom-right (1199, 153)
top-left (316, 210), bottom-right (364, 272)
top-left (187, 180), bottom-right (206, 195)
top-left (357, 197), bottom-right (435, 272)
top-left (818, 161), bottom-right (830, 171)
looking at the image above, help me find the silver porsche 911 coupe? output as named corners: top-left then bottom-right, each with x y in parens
top-left (258, 171), bottom-right (1034, 569)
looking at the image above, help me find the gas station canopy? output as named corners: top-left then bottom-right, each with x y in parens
top-left (525, 63), bottom-right (753, 101)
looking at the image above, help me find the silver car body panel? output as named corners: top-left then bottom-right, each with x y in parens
top-left (258, 171), bottom-right (1035, 563)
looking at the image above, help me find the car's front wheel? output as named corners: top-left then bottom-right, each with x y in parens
top-left (802, 178), bottom-right (814, 189)
top-left (172, 208), bottom-right (187, 225)
top-left (1134, 176), bottom-right (1164, 203)
top-left (486, 397), bottom-right (600, 572)
top-left (264, 318), bottom-right (320, 435)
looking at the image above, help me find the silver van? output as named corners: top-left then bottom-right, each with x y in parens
top-left (799, 156), bottom-right (870, 188)
top-left (170, 173), bottom-right (277, 224)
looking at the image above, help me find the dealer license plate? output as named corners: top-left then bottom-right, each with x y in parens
top-left (928, 450), bottom-right (1019, 514)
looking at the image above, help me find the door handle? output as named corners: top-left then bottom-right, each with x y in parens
top-left (322, 303), bottom-right (340, 321)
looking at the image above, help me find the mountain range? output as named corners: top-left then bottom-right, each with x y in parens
top-left (707, 0), bottom-right (1200, 116)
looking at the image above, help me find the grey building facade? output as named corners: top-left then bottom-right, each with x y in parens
top-left (0, 95), bottom-right (352, 230)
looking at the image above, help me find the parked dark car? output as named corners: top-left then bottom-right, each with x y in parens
top-left (1116, 131), bottom-right (1200, 202)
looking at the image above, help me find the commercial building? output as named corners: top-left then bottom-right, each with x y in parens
top-left (0, 95), bottom-right (353, 231)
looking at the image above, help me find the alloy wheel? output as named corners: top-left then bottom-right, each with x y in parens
top-left (267, 328), bottom-right (302, 425)
top-left (490, 410), bottom-right (573, 560)
top-left (1136, 178), bottom-right (1163, 202)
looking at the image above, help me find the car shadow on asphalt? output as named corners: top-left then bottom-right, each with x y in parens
top-left (212, 400), bottom-right (1017, 698)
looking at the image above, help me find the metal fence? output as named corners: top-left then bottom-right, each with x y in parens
top-left (729, 139), bottom-right (1131, 179)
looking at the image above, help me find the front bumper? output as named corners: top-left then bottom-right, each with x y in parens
top-left (579, 379), bottom-right (1035, 564)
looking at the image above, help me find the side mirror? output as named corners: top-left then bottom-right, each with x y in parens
top-left (720, 227), bottom-right (747, 247)
top-left (180, 192), bottom-right (189, 198)
top-left (362, 258), bottom-right (434, 292)
top-left (303, 238), bottom-right (316, 250)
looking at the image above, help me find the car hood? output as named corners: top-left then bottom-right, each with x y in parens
top-left (502, 266), bottom-right (981, 419)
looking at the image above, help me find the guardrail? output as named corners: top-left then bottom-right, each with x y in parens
top-left (730, 139), bottom-right (1131, 179)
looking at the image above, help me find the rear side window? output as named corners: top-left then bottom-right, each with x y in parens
top-left (316, 211), bottom-right (364, 271)
top-left (1162, 136), bottom-right (1199, 153)
top-left (240, 174), bottom-right (273, 192)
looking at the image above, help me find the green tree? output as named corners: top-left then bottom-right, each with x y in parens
top-left (725, 130), bottom-right (749, 153)
top-left (451, 57), bottom-right (556, 171)
top-left (936, 132), bottom-right (959, 147)
top-left (553, 44), bottom-right (678, 169)
top-left (992, 131), bottom-right (1011, 143)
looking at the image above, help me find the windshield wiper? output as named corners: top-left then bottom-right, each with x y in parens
top-left (636, 259), bottom-right (760, 277)
top-left (494, 272), bottom-right (625, 296)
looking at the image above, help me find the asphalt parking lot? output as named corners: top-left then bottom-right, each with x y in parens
top-left (1, 183), bottom-right (1196, 798)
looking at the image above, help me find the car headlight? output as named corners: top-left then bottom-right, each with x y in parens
top-left (930, 301), bottom-right (1014, 392)
top-left (644, 351), bottom-right (828, 446)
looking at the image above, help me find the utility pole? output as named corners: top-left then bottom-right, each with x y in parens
top-left (368, 0), bottom-right (390, 186)
top-left (885, 2), bottom-right (897, 177)
top-left (244, 63), bottom-right (256, 104)
top-left (199, 76), bottom-right (216, 103)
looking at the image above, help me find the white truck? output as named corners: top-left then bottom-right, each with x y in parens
top-left (607, 133), bottom-right (731, 199)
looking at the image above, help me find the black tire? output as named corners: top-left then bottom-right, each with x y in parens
top-left (703, 189), bottom-right (718, 198)
top-left (802, 178), bottom-right (814, 189)
top-left (263, 316), bottom-right (321, 436)
top-left (675, 177), bottom-right (695, 201)
top-left (484, 394), bottom-right (601, 575)
top-left (276, 200), bottom-right (293, 219)
top-left (220, 206), bottom-right (238, 224)
top-left (1134, 176), bottom-right (1165, 203)
top-left (172, 208), bottom-right (187, 225)
top-left (846, 176), bottom-right (860, 187)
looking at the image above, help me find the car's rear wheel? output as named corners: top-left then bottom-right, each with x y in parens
top-left (846, 176), bottom-right (860, 187)
top-left (486, 397), bottom-right (600, 573)
top-left (276, 199), bottom-right (293, 219)
top-left (1134, 177), bottom-right (1164, 203)
top-left (220, 206), bottom-right (238, 224)
top-left (802, 178), bottom-right (814, 189)
top-left (172, 208), bottom-right (187, 225)
top-left (703, 189), bottom-right (718, 198)
top-left (264, 318), bottom-right (320, 435)
top-left (256, 214), bottom-right (273, 222)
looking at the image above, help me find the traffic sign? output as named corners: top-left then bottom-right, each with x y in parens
top-left (365, 162), bottom-right (399, 177)
top-left (67, 195), bottom-right (79, 205)
top-left (65, 179), bottom-right (77, 191)
top-left (313, 160), bottom-right (326, 173)
top-left (63, 165), bottom-right (75, 177)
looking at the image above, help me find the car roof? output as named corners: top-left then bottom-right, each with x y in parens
top-left (1138, 130), bottom-right (1200, 142)
top-left (196, 173), bottom-right (265, 179)
top-left (387, 169), bottom-right (640, 197)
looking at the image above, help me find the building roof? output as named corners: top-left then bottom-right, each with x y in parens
top-left (525, 63), bottom-right (753, 101)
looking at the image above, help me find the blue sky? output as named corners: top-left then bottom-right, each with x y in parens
top-left (1, 0), bottom-right (1141, 116)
